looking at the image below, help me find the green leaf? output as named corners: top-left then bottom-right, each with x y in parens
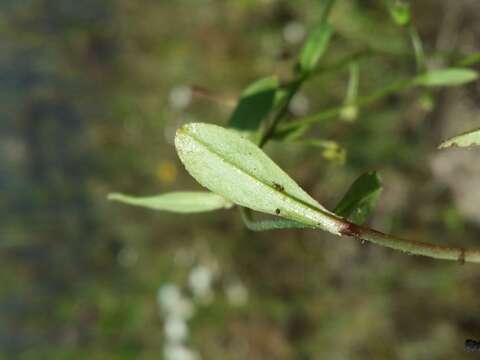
top-left (388, 0), bottom-right (411, 26)
top-left (108, 191), bottom-right (233, 213)
top-left (438, 128), bottom-right (480, 149)
top-left (414, 68), bottom-right (478, 87)
top-left (228, 76), bottom-right (279, 131)
top-left (334, 171), bottom-right (382, 225)
top-left (457, 52), bottom-right (480, 67)
top-left (298, 23), bottom-right (333, 75)
top-left (175, 123), bottom-right (345, 234)
top-left (240, 209), bottom-right (313, 232)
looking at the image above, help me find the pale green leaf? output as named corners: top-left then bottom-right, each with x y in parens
top-left (414, 68), bottom-right (478, 87)
top-left (438, 128), bottom-right (480, 149)
top-left (175, 123), bottom-right (345, 234)
top-left (298, 23), bottom-right (333, 75)
top-left (334, 171), bottom-right (382, 225)
top-left (229, 76), bottom-right (279, 131)
top-left (108, 191), bottom-right (233, 213)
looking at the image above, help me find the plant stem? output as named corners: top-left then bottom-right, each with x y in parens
top-left (408, 24), bottom-right (426, 72)
top-left (319, 0), bottom-right (337, 24)
top-left (339, 221), bottom-right (480, 263)
top-left (276, 78), bottom-right (414, 132)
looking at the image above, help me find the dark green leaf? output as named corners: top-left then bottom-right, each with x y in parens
top-left (334, 171), bottom-right (382, 225)
top-left (229, 76), bottom-right (279, 131)
top-left (298, 23), bottom-right (333, 75)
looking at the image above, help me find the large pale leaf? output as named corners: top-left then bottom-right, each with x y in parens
top-left (334, 171), bottom-right (382, 225)
top-left (414, 68), bottom-right (478, 87)
top-left (438, 128), bottom-right (480, 149)
top-left (298, 23), bottom-right (333, 75)
top-left (228, 76), bottom-right (279, 131)
top-left (108, 191), bottom-right (233, 213)
top-left (175, 123), bottom-right (345, 234)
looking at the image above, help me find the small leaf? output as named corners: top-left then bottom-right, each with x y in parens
top-left (175, 123), bottom-right (345, 234)
top-left (229, 76), bottom-right (279, 131)
top-left (388, 0), bottom-right (411, 26)
top-left (298, 23), bottom-right (333, 75)
top-left (334, 171), bottom-right (382, 225)
top-left (414, 68), bottom-right (478, 87)
top-left (108, 191), bottom-right (233, 213)
top-left (438, 128), bottom-right (480, 149)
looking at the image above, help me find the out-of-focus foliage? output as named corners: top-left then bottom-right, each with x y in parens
top-left (229, 76), bottom-right (279, 132)
top-left (414, 68), bottom-right (478, 87)
top-left (108, 192), bottom-right (233, 213)
top-left (2, 0), bottom-right (480, 359)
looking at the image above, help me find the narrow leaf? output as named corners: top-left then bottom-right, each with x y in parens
top-left (108, 191), bottom-right (233, 213)
top-left (175, 123), bottom-right (345, 234)
top-left (438, 128), bottom-right (480, 149)
top-left (414, 68), bottom-right (478, 87)
top-left (229, 76), bottom-right (279, 131)
top-left (457, 52), bottom-right (480, 67)
top-left (298, 23), bottom-right (333, 75)
top-left (241, 209), bottom-right (313, 232)
top-left (334, 171), bottom-right (382, 225)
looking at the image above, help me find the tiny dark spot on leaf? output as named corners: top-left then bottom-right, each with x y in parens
top-left (273, 182), bottom-right (285, 192)
top-left (275, 208), bottom-right (281, 215)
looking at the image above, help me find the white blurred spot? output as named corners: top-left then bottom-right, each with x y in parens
top-left (164, 343), bottom-right (199, 360)
top-left (289, 93), bottom-right (309, 116)
top-left (164, 316), bottom-right (188, 343)
top-left (226, 282), bottom-right (248, 307)
top-left (188, 265), bottom-right (214, 303)
top-left (169, 85), bottom-right (192, 110)
top-left (157, 284), bottom-right (195, 319)
top-left (283, 21), bottom-right (306, 45)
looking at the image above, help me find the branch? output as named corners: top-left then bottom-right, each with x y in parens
top-left (339, 221), bottom-right (478, 264)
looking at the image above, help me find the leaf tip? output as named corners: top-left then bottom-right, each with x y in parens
top-left (108, 193), bottom-right (130, 203)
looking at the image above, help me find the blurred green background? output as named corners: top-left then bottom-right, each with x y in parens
top-left (2, 0), bottom-right (480, 359)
